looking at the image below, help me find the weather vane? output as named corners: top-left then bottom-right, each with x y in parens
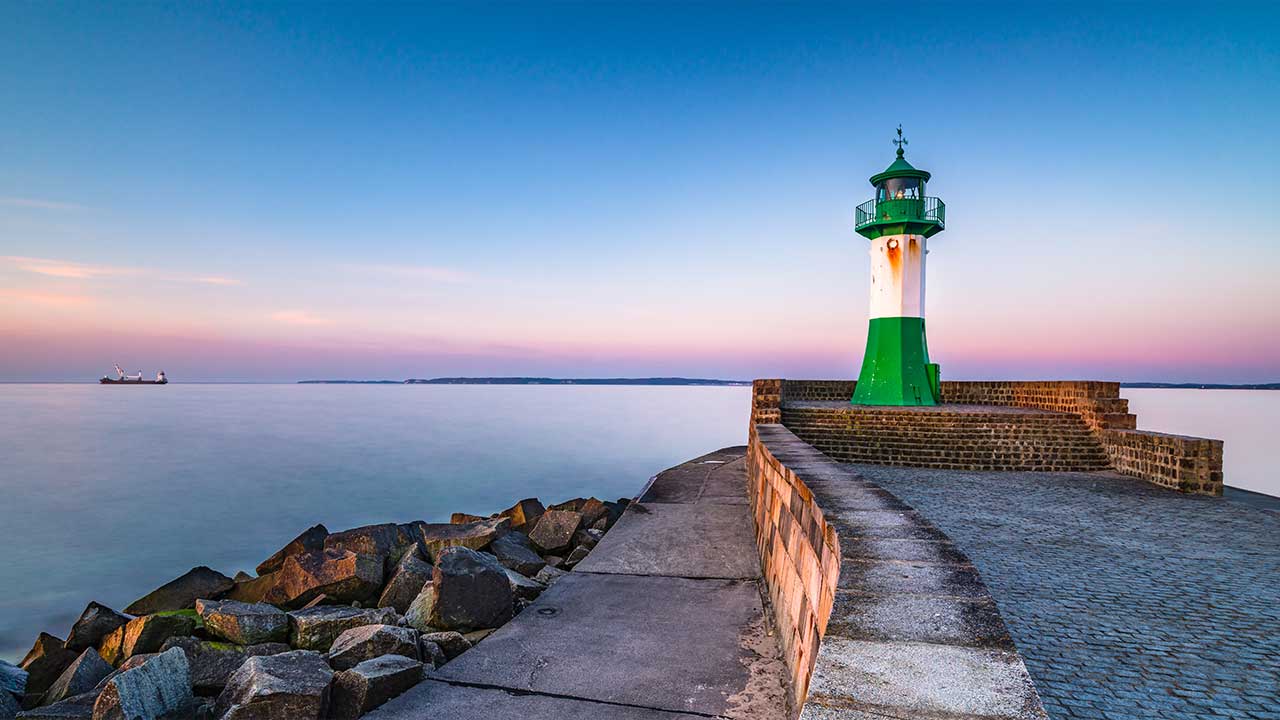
top-left (893, 125), bottom-right (908, 157)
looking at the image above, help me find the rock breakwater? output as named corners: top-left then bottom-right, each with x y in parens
top-left (2, 495), bottom-right (628, 720)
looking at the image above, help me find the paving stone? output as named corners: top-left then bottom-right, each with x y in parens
top-left (574, 502), bottom-right (761, 579)
top-left (433, 572), bottom-right (789, 719)
top-left (860, 463), bottom-right (1280, 720)
top-left (365, 678), bottom-right (712, 719)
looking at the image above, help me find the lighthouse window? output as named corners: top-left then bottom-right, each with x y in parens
top-left (880, 177), bottom-right (920, 200)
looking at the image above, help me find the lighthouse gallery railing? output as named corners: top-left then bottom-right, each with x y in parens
top-left (854, 196), bottom-right (945, 231)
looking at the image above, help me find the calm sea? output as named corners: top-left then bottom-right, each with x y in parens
top-left (1, 384), bottom-right (1274, 661)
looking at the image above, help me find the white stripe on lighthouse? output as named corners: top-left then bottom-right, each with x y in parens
top-left (868, 234), bottom-right (926, 319)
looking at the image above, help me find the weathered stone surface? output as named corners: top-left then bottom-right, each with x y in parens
top-left (417, 632), bottom-right (470, 661)
top-left (255, 524), bottom-right (328, 576)
top-left (375, 549), bottom-right (432, 615)
top-left (498, 498), bottom-right (545, 533)
top-left (123, 567), bottom-right (234, 616)
top-left (91, 647), bottom-right (191, 720)
top-left (564, 546), bottom-right (591, 568)
top-left (42, 651), bottom-right (111, 707)
top-left (601, 499), bottom-right (629, 529)
top-left (102, 613), bottom-right (197, 667)
top-left (287, 606), bottom-right (398, 652)
top-left (19, 634), bottom-right (76, 703)
top-left (327, 625), bottom-right (419, 671)
top-left (577, 498), bottom-right (608, 529)
top-left (1, 688), bottom-right (19, 719)
top-left (1, 659), bottom-right (27, 697)
top-left (422, 548), bottom-right (513, 630)
top-left (362, 679), bottom-right (710, 720)
top-left (299, 594), bottom-right (332, 610)
top-left (503, 567), bottom-right (546, 602)
top-left (264, 549), bottom-right (383, 609)
top-left (574, 529), bottom-right (604, 550)
top-left (460, 629), bottom-right (494, 646)
top-left (400, 584), bottom-right (435, 634)
top-left (575, 502), bottom-right (761, 580)
top-left (64, 605), bottom-right (130, 654)
top-left (329, 655), bottom-right (422, 720)
top-left (99, 654), bottom-right (154, 682)
top-left (195, 600), bottom-right (287, 646)
top-left (324, 524), bottom-right (418, 572)
top-left (434, 572), bottom-right (788, 719)
top-left (548, 498), bottom-right (586, 513)
top-left (489, 533), bottom-right (545, 577)
top-left (158, 637), bottom-right (289, 695)
top-left (449, 513), bottom-right (484, 524)
top-left (224, 572), bottom-right (278, 605)
top-left (533, 565), bottom-right (568, 586)
top-left (12, 690), bottom-right (97, 719)
top-left (528, 511), bottom-right (582, 554)
top-left (410, 518), bottom-right (509, 561)
top-left (214, 650), bottom-right (332, 720)
top-left (416, 640), bottom-right (446, 669)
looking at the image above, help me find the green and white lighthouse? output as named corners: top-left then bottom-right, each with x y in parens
top-left (852, 127), bottom-right (946, 406)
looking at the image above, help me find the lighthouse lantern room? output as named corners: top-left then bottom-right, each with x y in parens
top-left (852, 127), bottom-right (946, 406)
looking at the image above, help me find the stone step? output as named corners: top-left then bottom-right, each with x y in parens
top-left (784, 427), bottom-right (1103, 443)
top-left (781, 414), bottom-right (1096, 426)
top-left (797, 441), bottom-right (1110, 457)
top-left (799, 439), bottom-right (1109, 457)
top-left (781, 413), bottom-right (1088, 425)
top-left (779, 404), bottom-right (1114, 472)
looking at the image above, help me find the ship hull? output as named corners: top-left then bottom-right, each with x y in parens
top-left (99, 379), bottom-right (168, 384)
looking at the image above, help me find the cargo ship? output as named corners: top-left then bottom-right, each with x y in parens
top-left (100, 364), bottom-right (168, 384)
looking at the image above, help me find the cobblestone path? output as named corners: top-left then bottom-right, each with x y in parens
top-left (853, 465), bottom-right (1280, 720)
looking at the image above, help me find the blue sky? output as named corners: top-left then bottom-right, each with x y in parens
top-left (1, 1), bottom-right (1277, 382)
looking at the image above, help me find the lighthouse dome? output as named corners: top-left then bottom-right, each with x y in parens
top-left (869, 152), bottom-right (931, 186)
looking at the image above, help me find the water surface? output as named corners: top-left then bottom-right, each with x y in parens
top-left (0, 383), bottom-right (749, 661)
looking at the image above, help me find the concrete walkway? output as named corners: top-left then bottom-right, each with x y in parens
top-left (368, 447), bottom-right (791, 720)
top-left (857, 464), bottom-right (1280, 720)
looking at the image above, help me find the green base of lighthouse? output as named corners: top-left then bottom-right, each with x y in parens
top-left (852, 317), bottom-right (940, 406)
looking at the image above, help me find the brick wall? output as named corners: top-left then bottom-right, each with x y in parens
top-left (779, 380), bottom-right (857, 403)
top-left (1101, 429), bottom-right (1224, 495)
top-left (940, 380), bottom-right (1134, 431)
top-left (751, 379), bottom-right (782, 425)
top-left (746, 423), bottom-right (840, 711)
top-left (752, 379), bottom-right (1225, 496)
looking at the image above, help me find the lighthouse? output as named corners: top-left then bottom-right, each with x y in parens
top-left (852, 127), bottom-right (946, 405)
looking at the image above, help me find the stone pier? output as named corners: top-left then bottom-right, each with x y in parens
top-left (367, 448), bottom-right (792, 719)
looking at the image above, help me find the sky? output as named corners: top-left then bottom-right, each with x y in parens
top-left (1, 2), bottom-right (1278, 383)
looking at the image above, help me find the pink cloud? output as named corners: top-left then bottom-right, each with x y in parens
top-left (1, 256), bottom-right (134, 280)
top-left (193, 276), bottom-right (243, 286)
top-left (269, 309), bottom-right (331, 326)
top-left (0, 256), bottom-right (242, 287)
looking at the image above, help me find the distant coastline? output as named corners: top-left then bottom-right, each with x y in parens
top-left (298, 377), bottom-right (752, 386)
top-left (293, 378), bottom-right (1278, 389)
top-left (1120, 382), bottom-right (1280, 390)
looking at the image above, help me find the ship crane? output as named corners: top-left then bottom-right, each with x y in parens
top-left (113, 363), bottom-right (142, 381)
